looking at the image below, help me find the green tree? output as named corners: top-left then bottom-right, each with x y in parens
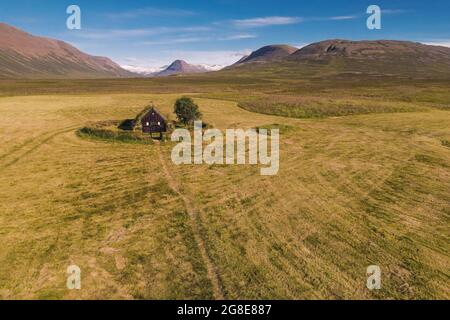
top-left (173, 97), bottom-right (202, 125)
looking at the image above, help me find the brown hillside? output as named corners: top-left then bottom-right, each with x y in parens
top-left (0, 23), bottom-right (135, 78)
top-left (291, 39), bottom-right (450, 63)
top-left (234, 44), bottom-right (297, 65)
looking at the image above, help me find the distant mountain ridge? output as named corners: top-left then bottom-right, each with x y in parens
top-left (233, 45), bottom-right (298, 65)
top-left (226, 40), bottom-right (450, 78)
top-left (121, 62), bottom-right (225, 77)
top-left (2, 22), bottom-right (449, 80)
top-left (153, 60), bottom-right (211, 77)
top-left (290, 39), bottom-right (450, 62)
top-left (0, 23), bottom-right (134, 78)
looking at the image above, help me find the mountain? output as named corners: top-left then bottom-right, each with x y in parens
top-left (235, 55), bottom-right (250, 64)
top-left (286, 39), bottom-right (450, 77)
top-left (122, 62), bottom-right (225, 77)
top-left (223, 40), bottom-right (450, 79)
top-left (0, 23), bottom-right (135, 78)
top-left (233, 45), bottom-right (297, 65)
top-left (290, 39), bottom-right (450, 62)
top-left (154, 60), bottom-right (210, 77)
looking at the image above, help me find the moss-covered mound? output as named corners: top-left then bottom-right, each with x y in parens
top-left (76, 120), bottom-right (153, 144)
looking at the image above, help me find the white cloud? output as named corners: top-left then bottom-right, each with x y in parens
top-left (198, 64), bottom-right (227, 71)
top-left (292, 42), bottom-right (309, 49)
top-left (138, 34), bottom-right (257, 46)
top-left (72, 26), bottom-right (211, 39)
top-left (232, 16), bottom-right (303, 28)
top-left (117, 50), bottom-right (252, 70)
top-left (303, 15), bottom-right (358, 22)
top-left (382, 9), bottom-right (408, 15)
top-left (121, 65), bottom-right (165, 74)
top-left (161, 49), bottom-right (251, 65)
top-left (167, 49), bottom-right (252, 66)
top-left (140, 37), bottom-right (209, 45)
top-left (230, 14), bottom-right (360, 27)
top-left (329, 15), bottom-right (357, 21)
top-left (105, 7), bottom-right (195, 19)
top-left (219, 34), bottom-right (257, 40)
top-left (421, 41), bottom-right (450, 48)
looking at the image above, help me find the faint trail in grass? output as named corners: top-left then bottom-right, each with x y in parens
top-left (0, 126), bottom-right (79, 171)
top-left (155, 141), bottom-right (225, 300)
top-left (0, 138), bottom-right (34, 161)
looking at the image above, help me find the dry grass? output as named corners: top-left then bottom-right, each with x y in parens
top-left (0, 93), bottom-right (449, 299)
top-left (238, 94), bottom-right (430, 118)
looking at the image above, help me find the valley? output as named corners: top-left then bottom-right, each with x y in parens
top-left (0, 90), bottom-right (448, 299)
top-left (0, 19), bottom-right (449, 300)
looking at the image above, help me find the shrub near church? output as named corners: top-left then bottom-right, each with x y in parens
top-left (174, 97), bottom-right (202, 125)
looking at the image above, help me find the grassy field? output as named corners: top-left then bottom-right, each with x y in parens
top-left (0, 87), bottom-right (448, 299)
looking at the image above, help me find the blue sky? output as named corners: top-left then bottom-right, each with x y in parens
top-left (1, 0), bottom-right (449, 69)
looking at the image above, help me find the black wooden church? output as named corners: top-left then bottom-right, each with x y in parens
top-left (140, 107), bottom-right (167, 137)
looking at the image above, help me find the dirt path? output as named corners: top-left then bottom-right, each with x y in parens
top-left (155, 141), bottom-right (225, 299)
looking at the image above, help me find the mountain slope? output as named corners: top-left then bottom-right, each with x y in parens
top-left (0, 23), bottom-right (135, 78)
top-left (233, 45), bottom-right (297, 65)
top-left (154, 60), bottom-right (209, 77)
top-left (291, 39), bottom-right (450, 62)
top-left (288, 40), bottom-right (450, 77)
top-left (224, 40), bottom-right (450, 79)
